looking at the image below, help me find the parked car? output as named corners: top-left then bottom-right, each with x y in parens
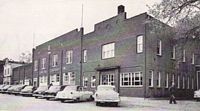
top-left (20, 85), bottom-right (36, 96)
top-left (6, 85), bottom-right (18, 94)
top-left (0, 85), bottom-right (12, 93)
top-left (194, 89), bottom-right (200, 101)
top-left (12, 85), bottom-right (27, 95)
top-left (93, 85), bottom-right (120, 106)
top-left (0, 84), bottom-right (6, 92)
top-left (32, 86), bottom-right (49, 98)
top-left (43, 85), bottom-right (65, 100)
top-left (56, 85), bottom-right (93, 102)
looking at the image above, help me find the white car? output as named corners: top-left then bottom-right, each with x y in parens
top-left (55, 85), bottom-right (93, 102)
top-left (194, 89), bottom-right (200, 101)
top-left (32, 86), bottom-right (49, 98)
top-left (93, 85), bottom-right (120, 106)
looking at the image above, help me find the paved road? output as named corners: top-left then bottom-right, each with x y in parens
top-left (0, 94), bottom-right (199, 111)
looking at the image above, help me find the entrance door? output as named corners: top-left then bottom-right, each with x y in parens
top-left (100, 73), bottom-right (114, 85)
top-left (197, 71), bottom-right (200, 90)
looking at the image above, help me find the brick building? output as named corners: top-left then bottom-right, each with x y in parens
top-left (32, 5), bottom-right (200, 98)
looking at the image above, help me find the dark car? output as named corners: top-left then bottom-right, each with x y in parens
top-left (32, 86), bottom-right (49, 98)
top-left (0, 85), bottom-right (12, 93)
top-left (20, 85), bottom-right (37, 96)
top-left (43, 85), bottom-right (66, 100)
top-left (12, 85), bottom-right (27, 95)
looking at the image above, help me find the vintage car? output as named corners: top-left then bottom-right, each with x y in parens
top-left (43, 85), bottom-right (65, 100)
top-left (6, 85), bottom-right (18, 94)
top-left (93, 85), bottom-right (120, 106)
top-left (32, 86), bottom-right (49, 98)
top-left (20, 85), bottom-right (36, 96)
top-left (0, 85), bottom-right (12, 93)
top-left (55, 85), bottom-right (93, 102)
top-left (0, 84), bottom-right (6, 92)
top-left (194, 89), bottom-right (200, 101)
top-left (12, 85), bottom-right (27, 95)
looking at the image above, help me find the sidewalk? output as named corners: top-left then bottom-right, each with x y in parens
top-left (119, 97), bottom-right (200, 111)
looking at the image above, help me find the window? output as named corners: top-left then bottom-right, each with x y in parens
top-left (192, 78), bottom-right (194, 89)
top-left (63, 73), bottom-right (69, 83)
top-left (56, 74), bottom-right (60, 82)
top-left (183, 76), bottom-right (185, 89)
top-left (136, 35), bottom-right (143, 53)
top-left (66, 50), bottom-right (73, 64)
top-left (83, 50), bottom-right (87, 62)
top-left (63, 72), bottom-right (75, 85)
top-left (172, 74), bottom-right (175, 83)
top-left (120, 72), bottom-right (143, 87)
top-left (183, 49), bottom-right (186, 62)
top-left (91, 76), bottom-right (96, 87)
top-left (157, 40), bottom-right (162, 56)
top-left (48, 45), bottom-right (51, 50)
top-left (50, 75), bottom-right (55, 83)
top-left (52, 54), bottom-right (58, 67)
top-left (157, 72), bottom-right (161, 87)
top-left (41, 58), bottom-right (46, 69)
top-left (187, 77), bottom-right (190, 89)
top-left (34, 60), bottom-right (38, 71)
top-left (171, 46), bottom-right (176, 59)
top-left (165, 73), bottom-right (169, 88)
top-left (70, 72), bottom-right (75, 85)
top-left (83, 76), bottom-right (88, 87)
top-left (102, 43), bottom-right (115, 59)
top-left (149, 71), bottom-right (153, 87)
top-left (192, 53), bottom-right (195, 64)
top-left (178, 75), bottom-right (180, 89)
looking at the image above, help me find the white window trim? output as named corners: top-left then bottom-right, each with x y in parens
top-left (157, 40), bottom-right (162, 56)
top-left (183, 76), bottom-right (185, 89)
top-left (136, 35), bottom-right (143, 53)
top-left (178, 75), bottom-right (180, 89)
top-left (52, 55), bottom-right (58, 67)
top-left (192, 53), bottom-right (195, 64)
top-left (183, 49), bottom-right (186, 62)
top-left (165, 73), bottom-right (169, 88)
top-left (41, 58), bottom-right (46, 69)
top-left (83, 50), bottom-right (87, 63)
top-left (66, 50), bottom-right (73, 64)
top-left (149, 71), bottom-right (153, 87)
top-left (91, 76), bottom-right (96, 88)
top-left (102, 43), bottom-right (115, 59)
top-left (34, 60), bottom-right (38, 71)
top-left (120, 72), bottom-right (143, 87)
top-left (172, 46), bottom-right (176, 59)
top-left (157, 72), bottom-right (161, 87)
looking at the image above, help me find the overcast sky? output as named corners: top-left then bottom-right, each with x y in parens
top-left (0, 0), bottom-right (161, 61)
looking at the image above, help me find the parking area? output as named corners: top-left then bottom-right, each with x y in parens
top-left (0, 94), bottom-right (200, 111)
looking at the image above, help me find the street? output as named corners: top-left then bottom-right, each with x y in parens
top-left (0, 94), bottom-right (199, 111)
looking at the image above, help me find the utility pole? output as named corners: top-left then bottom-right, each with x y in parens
top-left (80, 4), bottom-right (84, 87)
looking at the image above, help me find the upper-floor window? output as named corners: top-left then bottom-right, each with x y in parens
top-left (66, 50), bottom-right (73, 64)
top-left (157, 40), bottom-right (162, 56)
top-left (171, 46), bottom-right (176, 59)
top-left (149, 70), bottom-right (153, 87)
top-left (183, 49), bottom-right (186, 62)
top-left (102, 43), bottom-right (115, 59)
top-left (136, 35), bottom-right (143, 53)
top-left (192, 53), bottom-right (195, 64)
top-left (83, 50), bottom-right (87, 62)
top-left (52, 54), bottom-right (58, 67)
top-left (34, 60), bottom-right (38, 71)
top-left (41, 58), bottom-right (46, 69)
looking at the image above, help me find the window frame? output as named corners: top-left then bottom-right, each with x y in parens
top-left (157, 72), bottom-right (161, 87)
top-left (66, 50), bottom-right (73, 64)
top-left (149, 70), bottom-right (153, 87)
top-left (136, 35), bottom-right (143, 53)
top-left (41, 58), bottom-right (46, 69)
top-left (157, 40), bottom-right (162, 56)
top-left (91, 76), bottom-right (96, 88)
top-left (52, 54), bottom-right (58, 67)
top-left (120, 72), bottom-right (143, 87)
top-left (102, 42), bottom-right (115, 59)
top-left (83, 49), bottom-right (87, 63)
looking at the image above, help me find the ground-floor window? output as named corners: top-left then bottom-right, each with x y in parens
top-left (183, 76), bottom-right (185, 89)
top-left (165, 73), bottom-right (169, 88)
top-left (63, 72), bottom-right (75, 85)
top-left (83, 76), bottom-right (88, 88)
top-left (149, 71), bottom-right (153, 87)
top-left (192, 78), bottom-right (194, 89)
top-left (187, 77), bottom-right (190, 89)
top-left (120, 72), bottom-right (143, 87)
top-left (101, 74), bottom-right (114, 85)
top-left (91, 76), bottom-right (96, 88)
top-left (178, 75), bottom-right (180, 89)
top-left (157, 72), bottom-right (161, 87)
top-left (56, 74), bottom-right (60, 82)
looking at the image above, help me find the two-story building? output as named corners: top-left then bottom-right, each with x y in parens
top-left (3, 58), bottom-right (25, 85)
top-left (32, 5), bottom-right (200, 98)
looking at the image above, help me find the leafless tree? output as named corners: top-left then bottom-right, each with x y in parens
top-left (19, 51), bottom-right (32, 63)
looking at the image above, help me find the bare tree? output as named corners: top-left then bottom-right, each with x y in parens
top-left (148, 0), bottom-right (200, 38)
top-left (19, 51), bottom-right (32, 63)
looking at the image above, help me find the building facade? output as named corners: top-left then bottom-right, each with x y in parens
top-left (0, 60), bottom-right (5, 84)
top-left (3, 58), bottom-right (25, 85)
top-left (31, 5), bottom-right (200, 98)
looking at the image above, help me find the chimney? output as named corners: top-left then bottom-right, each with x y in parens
top-left (118, 5), bottom-right (125, 14)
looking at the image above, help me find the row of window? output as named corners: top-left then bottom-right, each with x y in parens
top-left (148, 71), bottom-right (195, 89)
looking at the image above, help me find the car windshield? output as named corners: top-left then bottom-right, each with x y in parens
top-left (48, 86), bottom-right (60, 91)
top-left (24, 86), bottom-right (33, 90)
top-left (97, 86), bottom-right (114, 91)
top-left (36, 86), bottom-right (48, 91)
top-left (63, 86), bottom-right (77, 91)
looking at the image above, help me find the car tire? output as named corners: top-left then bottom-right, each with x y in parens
top-left (112, 102), bottom-right (118, 107)
top-left (197, 98), bottom-right (200, 102)
top-left (96, 102), bottom-right (100, 106)
top-left (61, 100), bottom-right (65, 103)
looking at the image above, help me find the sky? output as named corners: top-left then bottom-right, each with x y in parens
top-left (0, 0), bottom-right (161, 61)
